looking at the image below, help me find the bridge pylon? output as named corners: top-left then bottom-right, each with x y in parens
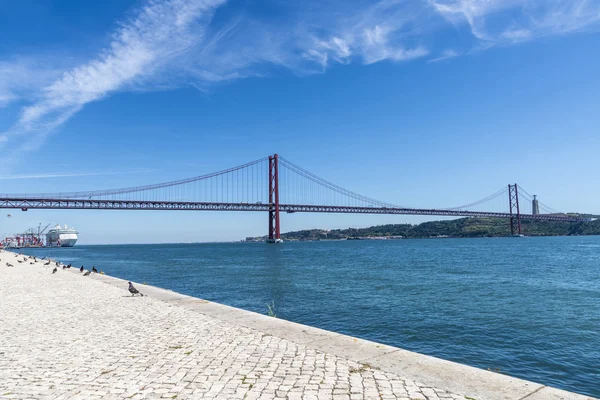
top-left (508, 184), bottom-right (522, 236)
top-left (267, 154), bottom-right (282, 243)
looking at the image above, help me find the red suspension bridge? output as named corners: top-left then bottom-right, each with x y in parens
top-left (0, 154), bottom-right (591, 241)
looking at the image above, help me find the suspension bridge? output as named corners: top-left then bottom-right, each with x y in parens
top-left (0, 154), bottom-right (590, 242)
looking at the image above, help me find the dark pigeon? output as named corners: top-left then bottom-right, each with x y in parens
top-left (80, 266), bottom-right (84, 273)
top-left (6, 263), bottom-right (14, 267)
top-left (83, 270), bottom-right (91, 276)
top-left (128, 282), bottom-right (144, 297)
top-left (52, 267), bottom-right (57, 274)
top-left (44, 261), bottom-right (51, 266)
top-left (92, 266), bottom-right (98, 273)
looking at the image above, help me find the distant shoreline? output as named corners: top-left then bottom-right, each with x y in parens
top-left (245, 216), bottom-right (600, 242)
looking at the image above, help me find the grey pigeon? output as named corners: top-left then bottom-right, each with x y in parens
top-left (44, 261), bottom-right (51, 266)
top-left (52, 267), bottom-right (57, 274)
top-left (6, 263), bottom-right (13, 267)
top-left (128, 282), bottom-right (144, 297)
top-left (83, 270), bottom-right (91, 276)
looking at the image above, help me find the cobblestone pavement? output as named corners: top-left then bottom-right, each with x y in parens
top-left (0, 251), bottom-right (465, 400)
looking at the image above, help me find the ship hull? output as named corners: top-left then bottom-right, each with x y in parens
top-left (58, 237), bottom-right (77, 247)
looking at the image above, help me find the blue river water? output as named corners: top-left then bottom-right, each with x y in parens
top-left (20, 236), bottom-right (600, 397)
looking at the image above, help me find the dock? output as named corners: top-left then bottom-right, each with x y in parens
top-left (0, 250), bottom-right (594, 400)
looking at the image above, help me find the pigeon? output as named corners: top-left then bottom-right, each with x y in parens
top-left (62, 265), bottom-right (67, 269)
top-left (67, 263), bottom-right (72, 268)
top-left (80, 266), bottom-right (84, 273)
top-left (17, 260), bottom-right (23, 263)
top-left (44, 261), bottom-right (51, 266)
top-left (83, 270), bottom-right (91, 276)
top-left (6, 263), bottom-right (14, 267)
top-left (52, 267), bottom-right (57, 274)
top-left (128, 282), bottom-right (144, 297)
top-left (30, 262), bottom-right (34, 265)
top-left (92, 266), bottom-right (98, 273)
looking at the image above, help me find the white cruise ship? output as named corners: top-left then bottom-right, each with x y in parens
top-left (46, 224), bottom-right (79, 247)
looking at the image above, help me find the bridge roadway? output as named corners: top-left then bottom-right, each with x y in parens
top-left (0, 197), bottom-right (589, 222)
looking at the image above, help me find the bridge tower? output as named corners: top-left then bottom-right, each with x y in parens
top-left (267, 154), bottom-right (281, 243)
top-left (508, 184), bottom-right (521, 235)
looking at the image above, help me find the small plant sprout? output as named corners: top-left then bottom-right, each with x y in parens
top-left (266, 301), bottom-right (277, 318)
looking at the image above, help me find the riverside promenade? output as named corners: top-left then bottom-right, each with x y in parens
top-left (0, 251), bottom-right (594, 400)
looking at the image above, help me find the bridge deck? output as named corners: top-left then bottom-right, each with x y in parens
top-left (0, 198), bottom-right (588, 222)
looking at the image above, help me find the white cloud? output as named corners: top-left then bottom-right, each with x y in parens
top-left (2, 0), bottom-right (600, 165)
top-left (428, 49), bottom-right (462, 62)
top-left (0, 93), bottom-right (16, 108)
top-left (430, 0), bottom-right (600, 43)
top-left (173, 0), bottom-right (434, 86)
top-left (0, 58), bottom-right (64, 108)
top-left (501, 28), bottom-right (533, 40)
top-left (2, 0), bottom-right (226, 151)
top-left (0, 168), bottom-right (156, 181)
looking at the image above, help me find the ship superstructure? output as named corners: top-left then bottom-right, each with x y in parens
top-left (46, 224), bottom-right (79, 247)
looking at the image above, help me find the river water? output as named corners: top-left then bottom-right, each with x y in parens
top-left (20, 236), bottom-right (600, 397)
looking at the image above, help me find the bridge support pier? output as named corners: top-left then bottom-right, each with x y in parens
top-left (508, 184), bottom-right (522, 236)
top-left (267, 154), bottom-right (282, 243)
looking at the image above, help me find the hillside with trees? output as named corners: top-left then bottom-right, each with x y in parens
top-left (245, 217), bottom-right (600, 241)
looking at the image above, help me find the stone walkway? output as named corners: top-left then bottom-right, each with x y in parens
top-left (0, 251), bottom-right (459, 400)
top-left (0, 250), bottom-right (594, 400)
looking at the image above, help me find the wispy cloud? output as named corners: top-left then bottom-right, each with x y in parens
top-left (0, 168), bottom-right (156, 181)
top-left (174, 0), bottom-right (433, 86)
top-left (428, 49), bottom-right (462, 62)
top-left (2, 0), bottom-right (600, 164)
top-left (0, 58), bottom-right (64, 109)
top-left (430, 0), bottom-right (600, 43)
top-left (2, 0), bottom-right (226, 152)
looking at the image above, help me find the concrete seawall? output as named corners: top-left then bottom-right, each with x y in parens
top-left (0, 250), bottom-right (595, 400)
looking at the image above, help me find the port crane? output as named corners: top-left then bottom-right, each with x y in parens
top-left (14, 223), bottom-right (51, 247)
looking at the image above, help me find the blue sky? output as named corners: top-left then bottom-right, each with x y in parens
top-left (1, 0), bottom-right (599, 243)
